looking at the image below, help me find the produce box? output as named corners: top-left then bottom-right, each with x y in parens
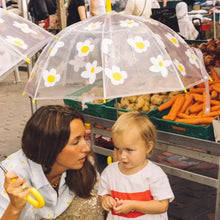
top-left (63, 86), bottom-right (105, 117)
top-left (64, 98), bottom-right (104, 117)
top-left (150, 108), bottom-right (215, 141)
top-left (101, 98), bottom-right (156, 121)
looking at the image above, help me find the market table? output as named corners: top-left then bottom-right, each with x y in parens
top-left (83, 114), bottom-right (220, 220)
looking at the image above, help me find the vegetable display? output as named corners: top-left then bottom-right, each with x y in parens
top-left (158, 67), bottom-right (220, 125)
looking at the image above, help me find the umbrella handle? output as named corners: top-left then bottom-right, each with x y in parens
top-left (0, 164), bottom-right (45, 208)
top-left (26, 187), bottom-right (45, 208)
top-left (10, 175), bottom-right (45, 208)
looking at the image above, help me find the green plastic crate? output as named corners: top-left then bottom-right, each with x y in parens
top-left (150, 108), bottom-right (215, 141)
top-left (64, 99), bottom-right (104, 117)
top-left (63, 86), bottom-right (105, 117)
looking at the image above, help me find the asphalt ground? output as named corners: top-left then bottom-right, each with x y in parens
top-left (0, 69), bottom-right (217, 220)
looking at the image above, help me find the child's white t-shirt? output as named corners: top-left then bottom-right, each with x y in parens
top-left (98, 160), bottom-right (174, 220)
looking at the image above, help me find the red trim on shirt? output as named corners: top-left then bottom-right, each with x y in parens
top-left (111, 190), bottom-right (153, 218)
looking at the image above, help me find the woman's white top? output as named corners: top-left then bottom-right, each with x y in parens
top-left (0, 149), bottom-right (75, 220)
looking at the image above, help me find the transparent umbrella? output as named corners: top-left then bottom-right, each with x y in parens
top-left (23, 11), bottom-right (210, 105)
top-left (0, 8), bottom-right (55, 81)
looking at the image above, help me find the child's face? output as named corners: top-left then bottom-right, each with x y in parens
top-left (113, 127), bottom-right (151, 175)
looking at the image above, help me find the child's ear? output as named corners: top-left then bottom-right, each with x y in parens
top-left (146, 141), bottom-right (154, 155)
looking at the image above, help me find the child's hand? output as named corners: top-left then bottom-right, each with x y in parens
top-left (100, 195), bottom-right (117, 211)
top-left (113, 199), bottom-right (134, 214)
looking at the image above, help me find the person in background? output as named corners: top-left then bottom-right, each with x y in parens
top-left (124, 0), bottom-right (168, 19)
top-left (87, 0), bottom-right (106, 17)
top-left (0, 105), bottom-right (104, 220)
top-left (66, 0), bottom-right (87, 26)
top-left (98, 111), bottom-right (174, 220)
top-left (176, 2), bottom-right (199, 40)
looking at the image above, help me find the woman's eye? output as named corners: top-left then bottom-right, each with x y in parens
top-left (114, 147), bottom-right (120, 151)
top-left (126, 148), bottom-right (134, 152)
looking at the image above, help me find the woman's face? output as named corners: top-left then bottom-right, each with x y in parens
top-left (54, 119), bottom-right (91, 172)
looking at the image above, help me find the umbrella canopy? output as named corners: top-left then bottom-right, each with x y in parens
top-left (0, 8), bottom-right (55, 80)
top-left (24, 12), bottom-right (209, 103)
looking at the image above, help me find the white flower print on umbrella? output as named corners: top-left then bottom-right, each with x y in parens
top-left (148, 19), bottom-right (159, 25)
top-left (150, 55), bottom-right (172, 77)
top-left (105, 66), bottom-right (127, 85)
top-left (120, 19), bottom-right (138, 28)
top-left (69, 56), bottom-right (86, 72)
top-left (153, 34), bottom-right (165, 48)
top-left (0, 18), bottom-right (4, 23)
top-left (81, 60), bottom-right (103, 84)
top-left (127, 36), bottom-right (150, 53)
top-left (76, 40), bottom-right (94, 57)
top-left (84, 22), bottom-right (102, 31)
top-left (173, 59), bottom-right (186, 76)
top-left (102, 39), bottom-right (113, 54)
top-left (49, 41), bottom-right (64, 57)
top-left (6, 36), bottom-right (28, 49)
top-left (13, 21), bottom-right (37, 34)
top-left (185, 49), bottom-right (199, 68)
top-left (43, 68), bottom-right (60, 87)
top-left (165, 33), bottom-right (180, 48)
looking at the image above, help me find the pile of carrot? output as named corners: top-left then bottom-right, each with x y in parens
top-left (158, 67), bottom-right (220, 125)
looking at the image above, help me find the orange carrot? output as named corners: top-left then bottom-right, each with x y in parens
top-left (197, 111), bottom-right (203, 116)
top-left (202, 110), bottom-right (220, 118)
top-left (162, 115), bottom-right (172, 120)
top-left (158, 94), bottom-right (182, 112)
top-left (210, 67), bottom-right (220, 81)
top-left (166, 95), bottom-right (185, 121)
top-left (189, 87), bottom-right (204, 94)
top-left (179, 94), bottom-right (194, 113)
top-left (211, 105), bottom-right (220, 111)
top-left (202, 91), bottom-right (207, 114)
top-left (196, 82), bottom-right (205, 88)
top-left (211, 90), bottom-right (218, 99)
top-left (177, 113), bottom-right (195, 119)
top-left (176, 117), bottom-right (213, 125)
top-left (211, 100), bottom-right (220, 105)
top-left (187, 102), bottom-right (203, 114)
top-left (191, 93), bottom-right (203, 102)
top-left (212, 85), bottom-right (220, 93)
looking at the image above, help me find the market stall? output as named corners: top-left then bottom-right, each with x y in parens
top-left (21, 2), bottom-right (220, 218)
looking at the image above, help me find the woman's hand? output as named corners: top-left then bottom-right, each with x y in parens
top-left (4, 172), bottom-right (30, 211)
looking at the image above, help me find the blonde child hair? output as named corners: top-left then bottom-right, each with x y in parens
top-left (112, 111), bottom-right (157, 156)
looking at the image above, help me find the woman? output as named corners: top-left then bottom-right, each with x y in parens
top-left (0, 105), bottom-right (104, 220)
top-left (66, 0), bottom-right (87, 26)
top-left (124, 0), bottom-right (168, 18)
top-left (87, 0), bottom-right (106, 17)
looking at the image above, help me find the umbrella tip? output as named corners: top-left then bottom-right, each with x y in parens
top-left (32, 99), bottom-right (36, 104)
top-left (22, 92), bottom-right (25, 96)
top-left (55, 36), bottom-right (60, 40)
top-left (24, 56), bottom-right (31, 64)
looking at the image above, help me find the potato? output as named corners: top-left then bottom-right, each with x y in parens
top-left (127, 96), bottom-right (138, 103)
top-left (120, 97), bottom-right (129, 108)
top-left (151, 95), bottom-right (163, 105)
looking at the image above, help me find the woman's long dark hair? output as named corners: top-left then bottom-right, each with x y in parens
top-left (22, 105), bottom-right (97, 198)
